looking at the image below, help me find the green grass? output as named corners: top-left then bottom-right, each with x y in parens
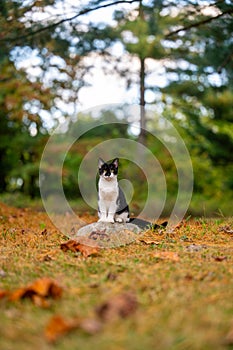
top-left (1, 191), bottom-right (233, 217)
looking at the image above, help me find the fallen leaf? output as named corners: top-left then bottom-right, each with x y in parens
top-left (218, 225), bottom-right (233, 234)
top-left (139, 237), bottom-right (160, 245)
top-left (96, 292), bottom-right (138, 321)
top-left (184, 274), bottom-right (193, 281)
top-left (153, 251), bottom-right (180, 262)
top-left (60, 240), bottom-right (80, 253)
top-left (45, 315), bottom-right (102, 343)
top-left (76, 243), bottom-right (100, 258)
top-left (45, 315), bottom-right (80, 343)
top-left (213, 256), bottom-right (227, 262)
top-left (28, 277), bottom-right (62, 298)
top-left (0, 290), bottom-right (8, 299)
top-left (32, 295), bottom-right (51, 308)
top-left (9, 277), bottom-right (63, 305)
top-left (61, 239), bottom-right (99, 258)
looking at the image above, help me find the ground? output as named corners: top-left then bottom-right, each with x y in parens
top-left (0, 202), bottom-right (233, 350)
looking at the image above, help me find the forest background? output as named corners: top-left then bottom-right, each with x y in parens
top-left (0, 0), bottom-right (232, 217)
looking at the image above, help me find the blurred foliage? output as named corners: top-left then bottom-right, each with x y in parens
top-left (0, 0), bottom-right (232, 216)
top-left (38, 109), bottom-right (232, 216)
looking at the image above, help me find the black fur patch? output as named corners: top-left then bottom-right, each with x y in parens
top-left (116, 187), bottom-right (129, 215)
top-left (98, 158), bottom-right (118, 177)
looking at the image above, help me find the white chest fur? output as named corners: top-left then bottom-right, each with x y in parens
top-left (98, 177), bottom-right (119, 202)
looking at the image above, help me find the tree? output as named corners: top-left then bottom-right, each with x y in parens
top-left (111, 0), bottom-right (169, 144)
top-left (106, 0), bottom-right (233, 161)
top-left (0, 0), bottom-right (232, 210)
top-left (162, 0), bottom-right (233, 165)
top-left (0, 0), bottom-right (106, 195)
top-left (0, 1), bottom-right (54, 194)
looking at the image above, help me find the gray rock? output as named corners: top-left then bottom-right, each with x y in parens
top-left (70, 222), bottom-right (142, 248)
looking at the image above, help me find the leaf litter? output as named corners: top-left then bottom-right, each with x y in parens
top-left (45, 314), bottom-right (102, 343)
top-left (1, 277), bottom-right (63, 307)
top-left (0, 203), bottom-right (233, 349)
top-left (60, 239), bottom-right (100, 258)
top-left (44, 291), bottom-right (137, 343)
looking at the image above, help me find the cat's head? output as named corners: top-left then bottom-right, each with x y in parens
top-left (98, 158), bottom-right (119, 180)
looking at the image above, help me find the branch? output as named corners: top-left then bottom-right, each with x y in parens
top-left (217, 50), bottom-right (233, 73)
top-left (166, 8), bottom-right (233, 38)
top-left (1, 0), bottom-right (140, 43)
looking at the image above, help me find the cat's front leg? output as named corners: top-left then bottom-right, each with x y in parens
top-left (106, 201), bottom-right (117, 223)
top-left (98, 200), bottom-right (108, 222)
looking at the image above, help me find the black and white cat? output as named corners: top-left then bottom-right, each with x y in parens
top-left (98, 158), bottom-right (130, 223)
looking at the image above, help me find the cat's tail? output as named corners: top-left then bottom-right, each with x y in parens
top-left (129, 218), bottom-right (167, 230)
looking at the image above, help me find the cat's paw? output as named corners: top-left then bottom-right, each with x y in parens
top-left (105, 218), bottom-right (114, 223)
top-left (98, 218), bottom-right (114, 223)
top-left (115, 217), bottom-right (123, 223)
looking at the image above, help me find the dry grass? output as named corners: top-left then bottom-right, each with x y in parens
top-left (0, 202), bottom-right (233, 350)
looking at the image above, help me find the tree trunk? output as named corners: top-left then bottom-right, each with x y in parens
top-left (138, 0), bottom-right (146, 145)
top-left (138, 56), bottom-right (146, 145)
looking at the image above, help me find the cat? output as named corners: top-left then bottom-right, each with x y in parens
top-left (98, 157), bottom-right (130, 223)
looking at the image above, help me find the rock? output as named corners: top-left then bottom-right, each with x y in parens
top-left (70, 222), bottom-right (142, 248)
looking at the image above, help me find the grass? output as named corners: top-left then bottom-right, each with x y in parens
top-left (0, 202), bottom-right (233, 350)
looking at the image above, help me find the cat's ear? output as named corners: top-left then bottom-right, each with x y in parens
top-left (112, 158), bottom-right (119, 168)
top-left (98, 158), bottom-right (105, 169)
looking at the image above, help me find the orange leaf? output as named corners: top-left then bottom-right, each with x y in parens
top-left (45, 315), bottom-right (80, 343)
top-left (60, 240), bottom-right (80, 253)
top-left (45, 315), bottom-right (101, 343)
top-left (8, 287), bottom-right (28, 301)
top-left (76, 243), bottom-right (99, 258)
top-left (61, 240), bottom-right (99, 258)
top-left (0, 290), bottom-right (8, 299)
top-left (213, 255), bottom-right (227, 262)
top-left (9, 277), bottom-right (63, 304)
top-left (32, 295), bottom-right (51, 308)
top-left (27, 277), bottom-right (62, 298)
